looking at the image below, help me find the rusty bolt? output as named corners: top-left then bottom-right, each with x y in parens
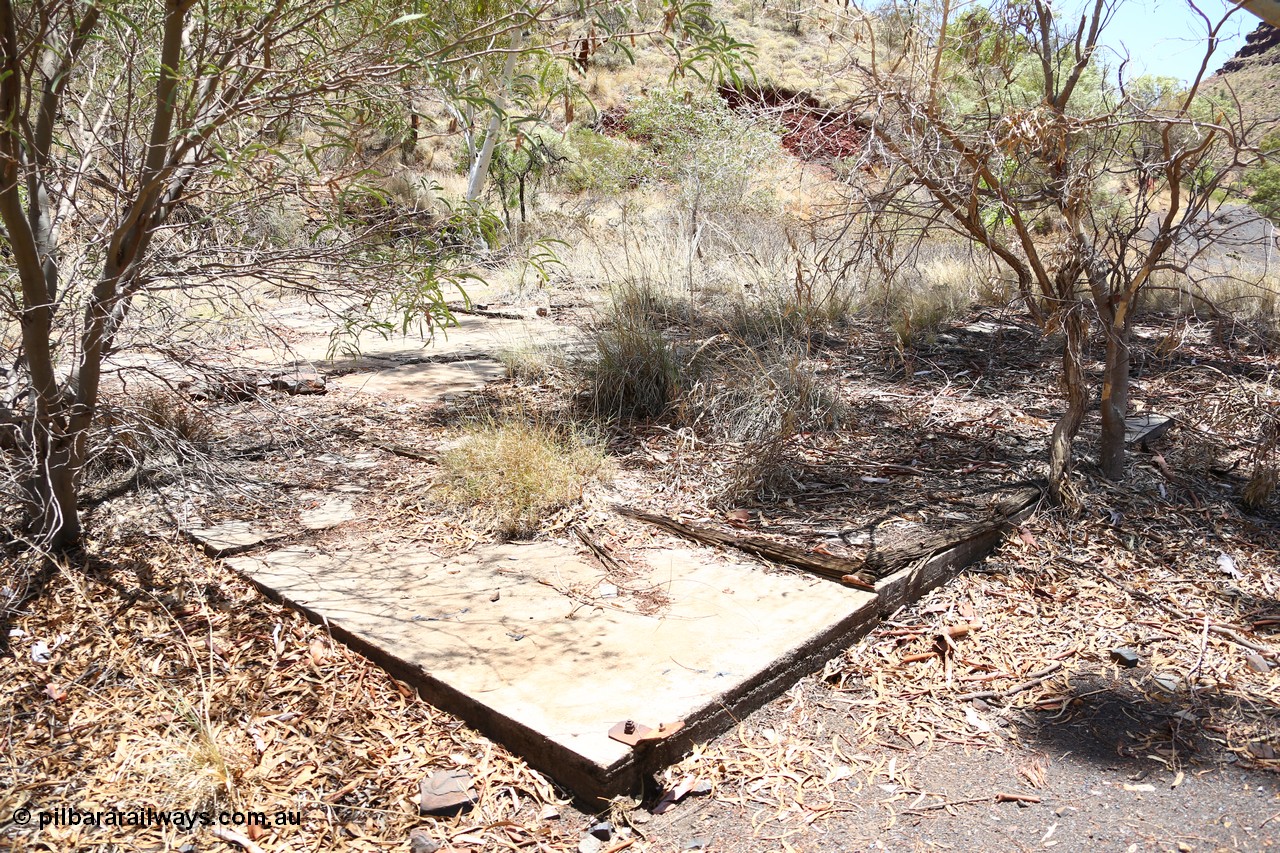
top-left (623, 720), bottom-right (636, 735)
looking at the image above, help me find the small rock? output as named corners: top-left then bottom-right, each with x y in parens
top-left (690, 779), bottom-right (713, 796)
top-left (1151, 673), bottom-right (1180, 694)
top-left (598, 583), bottom-right (618, 599)
top-left (685, 838), bottom-right (712, 850)
top-left (1248, 741), bottom-right (1277, 760)
top-left (1110, 648), bottom-right (1140, 668)
top-left (1245, 653), bottom-right (1272, 673)
top-left (409, 829), bottom-right (442, 853)
top-left (1217, 553), bottom-right (1241, 579)
top-left (30, 640), bottom-right (51, 664)
top-left (629, 810), bottom-right (651, 825)
top-left (588, 821), bottom-right (613, 841)
top-left (538, 804), bottom-right (560, 821)
top-left (577, 835), bottom-right (603, 853)
top-left (271, 370), bottom-right (326, 395)
top-left (418, 770), bottom-right (477, 816)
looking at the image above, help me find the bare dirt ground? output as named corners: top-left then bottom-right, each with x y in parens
top-left (3, 294), bottom-right (1279, 852)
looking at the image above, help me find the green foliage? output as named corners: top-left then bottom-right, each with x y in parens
top-left (560, 127), bottom-right (649, 195)
top-left (1246, 134), bottom-right (1280, 222)
top-left (624, 88), bottom-right (780, 213)
top-left (481, 128), bottom-right (568, 222)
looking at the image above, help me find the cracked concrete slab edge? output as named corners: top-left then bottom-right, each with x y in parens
top-left (632, 593), bottom-right (881, 781)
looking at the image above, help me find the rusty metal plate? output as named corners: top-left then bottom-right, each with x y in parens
top-left (609, 719), bottom-right (685, 747)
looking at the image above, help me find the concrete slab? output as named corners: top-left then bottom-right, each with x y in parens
top-left (1126, 413), bottom-right (1174, 446)
top-left (232, 313), bottom-right (563, 372)
top-left (300, 496), bottom-right (357, 531)
top-left (185, 521), bottom-right (275, 556)
top-left (228, 541), bottom-right (877, 802)
top-left (332, 358), bottom-right (506, 401)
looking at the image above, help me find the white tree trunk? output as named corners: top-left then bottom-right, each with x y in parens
top-left (466, 30), bottom-right (522, 203)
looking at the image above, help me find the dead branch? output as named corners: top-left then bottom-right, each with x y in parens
top-left (955, 661), bottom-right (1064, 702)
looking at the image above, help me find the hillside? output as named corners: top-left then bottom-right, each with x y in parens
top-left (1211, 21), bottom-right (1280, 134)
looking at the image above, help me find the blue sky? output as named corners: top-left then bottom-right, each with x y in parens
top-left (1091, 0), bottom-right (1257, 83)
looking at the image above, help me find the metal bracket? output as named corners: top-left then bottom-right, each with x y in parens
top-left (608, 719), bottom-right (686, 747)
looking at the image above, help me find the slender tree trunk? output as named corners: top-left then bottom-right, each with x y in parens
top-left (1099, 318), bottom-right (1130, 480)
top-left (1048, 307), bottom-right (1088, 504)
top-left (466, 30), bottom-right (522, 203)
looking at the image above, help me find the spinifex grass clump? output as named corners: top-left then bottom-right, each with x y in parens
top-left (580, 284), bottom-right (689, 423)
top-left (438, 420), bottom-right (606, 539)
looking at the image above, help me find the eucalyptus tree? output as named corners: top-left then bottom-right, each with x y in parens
top-left (0, 0), bottom-right (749, 553)
top-left (846, 0), bottom-right (1262, 502)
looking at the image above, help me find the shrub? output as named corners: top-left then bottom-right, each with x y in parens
top-left (624, 88), bottom-right (780, 215)
top-left (581, 313), bottom-right (684, 422)
top-left (91, 387), bottom-right (213, 473)
top-left (437, 420), bottom-right (606, 539)
top-left (1245, 133), bottom-right (1280, 222)
top-left (560, 126), bottom-right (649, 195)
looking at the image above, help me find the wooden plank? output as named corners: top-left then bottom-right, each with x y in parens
top-left (616, 486), bottom-right (1043, 591)
top-left (614, 505), bottom-right (878, 588)
top-left (875, 494), bottom-right (1041, 616)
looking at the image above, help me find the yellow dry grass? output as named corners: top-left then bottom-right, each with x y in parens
top-left (437, 419), bottom-right (608, 539)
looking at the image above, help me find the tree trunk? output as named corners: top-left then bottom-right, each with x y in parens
top-left (1098, 319), bottom-right (1130, 480)
top-left (27, 435), bottom-right (81, 552)
top-left (465, 30), bottom-right (522, 203)
top-left (1048, 307), bottom-right (1088, 504)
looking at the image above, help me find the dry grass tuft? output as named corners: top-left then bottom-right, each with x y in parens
top-left (92, 387), bottom-right (214, 473)
top-left (437, 420), bottom-right (607, 539)
top-left (865, 248), bottom-right (987, 347)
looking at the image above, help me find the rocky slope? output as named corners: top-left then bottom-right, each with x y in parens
top-left (1210, 21), bottom-right (1280, 134)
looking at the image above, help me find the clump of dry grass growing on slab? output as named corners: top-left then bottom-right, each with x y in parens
top-left (437, 420), bottom-right (607, 539)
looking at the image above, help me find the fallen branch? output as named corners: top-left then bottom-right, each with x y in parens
top-left (905, 790), bottom-right (1042, 814)
top-left (1132, 588), bottom-right (1278, 661)
top-left (955, 661), bottom-right (1063, 702)
top-left (904, 795), bottom-right (991, 813)
top-left (368, 440), bottom-right (436, 463)
top-left (615, 486), bottom-right (1042, 591)
top-left (573, 525), bottom-right (626, 575)
top-left (862, 487), bottom-right (1044, 574)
